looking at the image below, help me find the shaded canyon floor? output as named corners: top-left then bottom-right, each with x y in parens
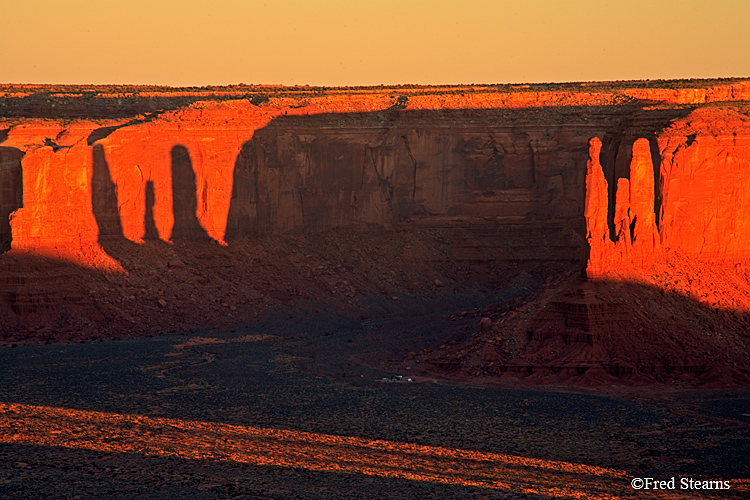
top-left (0, 319), bottom-right (749, 499)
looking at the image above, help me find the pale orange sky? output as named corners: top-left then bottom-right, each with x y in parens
top-left (5, 0), bottom-right (750, 86)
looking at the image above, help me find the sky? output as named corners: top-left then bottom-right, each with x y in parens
top-left (4, 0), bottom-right (750, 87)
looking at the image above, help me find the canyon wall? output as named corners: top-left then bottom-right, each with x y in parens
top-left (1, 81), bottom-right (749, 272)
top-left (585, 106), bottom-right (750, 277)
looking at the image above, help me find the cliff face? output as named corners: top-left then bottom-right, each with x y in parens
top-left (223, 108), bottom-right (603, 265)
top-left (5, 82), bottom-right (749, 268)
top-left (413, 93), bottom-right (750, 387)
top-left (585, 106), bottom-right (750, 276)
top-left (2, 81), bottom-right (750, 354)
top-left (659, 109), bottom-right (750, 258)
top-left (2, 97), bottom-right (616, 266)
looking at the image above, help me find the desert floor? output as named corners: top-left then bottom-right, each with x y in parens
top-left (0, 310), bottom-right (748, 499)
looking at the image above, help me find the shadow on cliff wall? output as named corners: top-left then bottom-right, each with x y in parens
top-left (0, 147), bottom-right (24, 253)
top-left (144, 181), bottom-right (159, 240)
top-left (91, 145), bottom-right (124, 240)
top-left (223, 106), bottom-right (608, 242)
top-left (597, 107), bottom-right (693, 238)
top-left (170, 145), bottom-right (210, 241)
top-left (91, 144), bottom-right (143, 264)
top-left (223, 105), bottom-right (693, 274)
top-left (225, 141), bottom-right (258, 239)
top-left (92, 143), bottom-right (214, 269)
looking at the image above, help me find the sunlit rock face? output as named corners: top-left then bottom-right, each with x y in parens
top-left (2, 103), bottom-right (267, 260)
top-left (585, 106), bottom-right (750, 277)
top-left (658, 109), bottom-right (750, 259)
top-left (584, 137), bottom-right (662, 278)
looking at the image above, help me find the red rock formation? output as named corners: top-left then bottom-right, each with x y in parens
top-left (585, 138), bottom-right (662, 278)
top-left (658, 108), bottom-right (750, 260)
top-left (628, 138), bottom-right (659, 261)
top-left (2, 80), bottom-right (750, 350)
top-left (2, 103), bottom-right (279, 262)
top-left (2, 92), bottom-right (609, 267)
top-left (583, 138), bottom-right (609, 272)
top-left (2, 122), bottom-right (121, 269)
top-left (585, 105), bottom-right (750, 278)
top-left (1, 85), bottom-right (748, 275)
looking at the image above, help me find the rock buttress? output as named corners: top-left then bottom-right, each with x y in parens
top-left (585, 138), bottom-right (661, 278)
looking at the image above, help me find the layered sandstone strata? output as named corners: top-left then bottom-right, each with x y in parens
top-left (2, 80), bottom-right (749, 269)
top-left (1, 80), bottom-right (750, 352)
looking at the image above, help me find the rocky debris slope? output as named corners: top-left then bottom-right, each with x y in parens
top-left (0, 225), bottom-right (558, 343)
top-left (414, 260), bottom-right (750, 388)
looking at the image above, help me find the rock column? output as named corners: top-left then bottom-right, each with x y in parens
top-left (585, 137), bottom-right (661, 278)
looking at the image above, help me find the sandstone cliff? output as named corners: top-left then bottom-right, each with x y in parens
top-left (3, 80), bottom-right (748, 266)
top-left (2, 80), bottom-right (750, 385)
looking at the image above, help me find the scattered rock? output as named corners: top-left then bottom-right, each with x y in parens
top-left (479, 317), bottom-right (493, 330)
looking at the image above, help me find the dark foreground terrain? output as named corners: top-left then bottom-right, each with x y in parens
top-left (0, 310), bottom-right (748, 500)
